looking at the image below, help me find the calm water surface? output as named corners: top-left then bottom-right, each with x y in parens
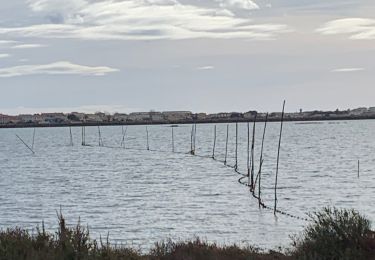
top-left (0, 120), bottom-right (374, 250)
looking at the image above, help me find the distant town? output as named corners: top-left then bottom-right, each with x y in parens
top-left (1, 107), bottom-right (375, 128)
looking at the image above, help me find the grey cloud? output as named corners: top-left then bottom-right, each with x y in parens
top-left (0, 0), bottom-right (290, 40)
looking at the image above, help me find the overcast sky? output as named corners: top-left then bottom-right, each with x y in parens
top-left (0, 0), bottom-right (374, 115)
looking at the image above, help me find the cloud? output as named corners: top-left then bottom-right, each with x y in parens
top-left (0, 61), bottom-right (118, 77)
top-left (197, 66), bottom-right (215, 70)
top-left (332, 68), bottom-right (365, 72)
top-left (317, 18), bottom-right (375, 40)
top-left (0, 0), bottom-right (289, 41)
top-left (11, 44), bottom-right (47, 49)
top-left (0, 40), bottom-right (18, 45)
top-left (0, 54), bottom-right (10, 58)
top-left (216, 0), bottom-right (259, 10)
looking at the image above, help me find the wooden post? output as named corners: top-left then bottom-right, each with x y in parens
top-left (235, 122), bottom-right (238, 170)
top-left (69, 126), bottom-right (73, 146)
top-left (274, 101), bottom-right (285, 215)
top-left (81, 126), bottom-right (85, 146)
top-left (32, 128), bottom-right (36, 150)
top-left (146, 126), bottom-right (150, 150)
top-left (358, 160), bottom-right (360, 178)
top-left (247, 122), bottom-right (250, 186)
top-left (172, 126), bottom-right (175, 152)
top-left (98, 126), bottom-right (103, 146)
top-left (250, 114), bottom-right (257, 191)
top-left (257, 113), bottom-right (268, 206)
top-left (224, 124), bottom-right (229, 165)
top-left (194, 124), bottom-right (197, 153)
top-left (121, 126), bottom-right (127, 148)
top-left (212, 125), bottom-right (216, 159)
top-left (190, 124), bottom-right (194, 155)
top-left (16, 134), bottom-right (35, 154)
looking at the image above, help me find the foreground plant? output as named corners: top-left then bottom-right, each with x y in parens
top-left (0, 207), bottom-right (374, 259)
top-left (292, 207), bottom-right (375, 259)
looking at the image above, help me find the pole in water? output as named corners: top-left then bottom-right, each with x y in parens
top-left (250, 114), bottom-right (257, 191)
top-left (81, 126), bottom-right (84, 146)
top-left (255, 113), bottom-right (268, 205)
top-left (146, 126), bottom-right (150, 150)
top-left (69, 126), bottom-right (73, 146)
top-left (31, 128), bottom-right (36, 150)
top-left (247, 122), bottom-right (250, 186)
top-left (212, 125), bottom-right (216, 159)
top-left (193, 124), bottom-right (197, 153)
top-left (190, 124), bottom-right (194, 155)
top-left (224, 124), bottom-right (229, 165)
top-left (121, 126), bottom-right (127, 148)
top-left (274, 100), bottom-right (286, 215)
top-left (235, 122), bottom-right (238, 170)
top-left (358, 160), bottom-right (360, 178)
top-left (16, 134), bottom-right (35, 154)
top-left (171, 126), bottom-right (175, 152)
top-left (98, 126), bottom-right (103, 147)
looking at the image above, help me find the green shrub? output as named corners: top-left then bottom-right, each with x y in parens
top-left (292, 207), bottom-right (374, 259)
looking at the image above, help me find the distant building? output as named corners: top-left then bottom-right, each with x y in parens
top-left (0, 114), bottom-right (20, 124)
top-left (85, 114), bottom-right (104, 123)
top-left (349, 107), bottom-right (368, 116)
top-left (19, 114), bottom-right (35, 123)
top-left (243, 111), bottom-right (257, 119)
top-left (150, 111), bottom-right (165, 122)
top-left (162, 111), bottom-right (192, 121)
top-left (128, 112), bottom-right (151, 121)
top-left (41, 113), bottom-right (67, 123)
top-left (113, 113), bottom-right (128, 122)
top-left (196, 113), bottom-right (207, 120)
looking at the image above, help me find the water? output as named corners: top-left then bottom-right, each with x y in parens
top-left (0, 120), bottom-right (374, 250)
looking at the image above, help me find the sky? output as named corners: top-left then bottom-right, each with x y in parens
top-left (0, 0), bottom-right (375, 115)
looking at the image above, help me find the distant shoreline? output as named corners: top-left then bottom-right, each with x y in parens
top-left (1, 115), bottom-right (374, 129)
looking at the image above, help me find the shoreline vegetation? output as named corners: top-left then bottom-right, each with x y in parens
top-left (1, 208), bottom-right (374, 259)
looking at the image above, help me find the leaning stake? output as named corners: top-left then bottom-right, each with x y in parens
top-left (256, 113), bottom-right (268, 206)
top-left (274, 101), bottom-right (286, 215)
top-left (16, 134), bottom-right (35, 154)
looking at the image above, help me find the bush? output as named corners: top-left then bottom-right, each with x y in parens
top-left (149, 238), bottom-right (287, 260)
top-left (292, 207), bottom-right (374, 259)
